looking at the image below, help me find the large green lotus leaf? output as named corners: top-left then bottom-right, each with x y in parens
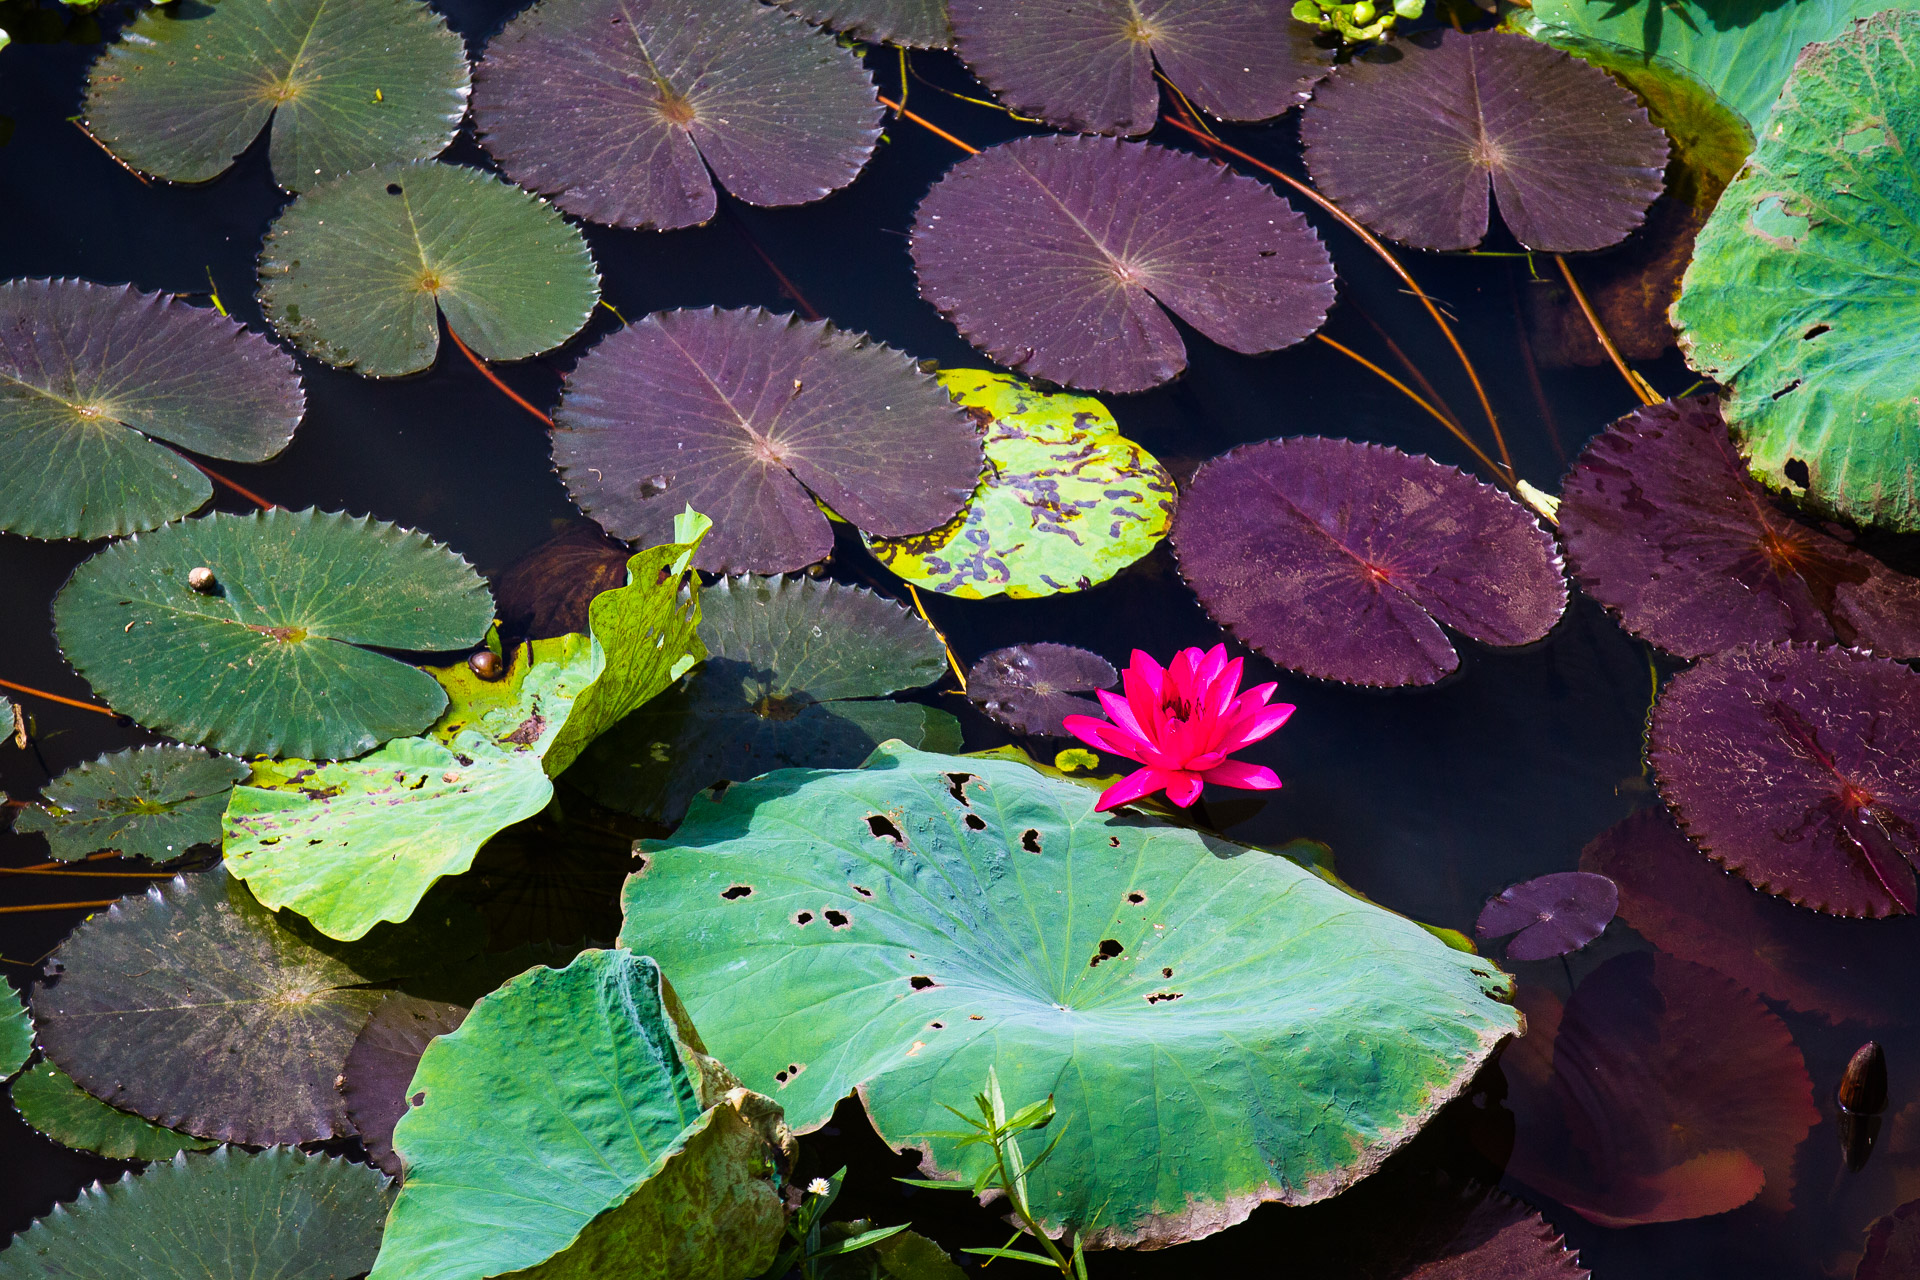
top-left (31, 867), bottom-right (478, 1145)
top-left (9, 1060), bottom-right (215, 1162)
top-left (0, 279), bottom-right (306, 540)
top-left (617, 744), bottom-right (1521, 1247)
top-left (1, 984), bottom-right (29, 1082)
top-left (1673, 10), bottom-right (1920, 532)
top-left (0, 1147), bottom-right (389, 1280)
top-left (13, 745), bottom-right (246, 862)
top-left (370, 949), bottom-right (787, 1280)
top-left (566, 573), bottom-right (959, 824)
top-left (259, 161), bottom-right (601, 376)
top-left (82, 0), bottom-right (469, 192)
top-left (53, 508), bottom-right (494, 760)
top-left (865, 370), bottom-right (1176, 598)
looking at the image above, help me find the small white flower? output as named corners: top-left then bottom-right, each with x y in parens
top-left (807, 1178), bottom-right (831, 1197)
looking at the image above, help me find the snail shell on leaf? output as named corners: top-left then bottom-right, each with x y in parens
top-left (187, 567), bottom-right (217, 594)
top-left (468, 649), bottom-right (505, 681)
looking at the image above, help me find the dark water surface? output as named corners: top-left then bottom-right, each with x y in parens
top-left (1, 3), bottom-right (1912, 1275)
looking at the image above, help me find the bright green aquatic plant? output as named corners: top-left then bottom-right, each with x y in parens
top-left (1292, 0), bottom-right (1423, 44)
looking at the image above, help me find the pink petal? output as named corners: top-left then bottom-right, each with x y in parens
top-left (1198, 644), bottom-right (1229, 687)
top-left (1185, 750), bottom-right (1227, 772)
top-left (1231, 682), bottom-right (1279, 714)
top-left (1164, 771), bottom-right (1205, 807)
top-left (1094, 767), bottom-right (1176, 812)
top-left (1122, 666), bottom-right (1165, 739)
top-left (1096, 688), bottom-right (1148, 742)
top-left (1201, 760), bottom-right (1282, 791)
top-left (1218, 703), bottom-right (1295, 753)
top-left (1127, 649), bottom-right (1165, 698)
top-left (1063, 715), bottom-right (1148, 763)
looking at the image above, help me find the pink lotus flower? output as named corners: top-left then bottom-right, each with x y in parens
top-left (1062, 645), bottom-right (1293, 813)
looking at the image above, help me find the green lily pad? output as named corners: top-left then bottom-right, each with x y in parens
top-left (1673, 10), bottom-right (1920, 531)
top-left (0, 1147), bottom-right (390, 1280)
top-left (9, 1061), bottom-right (215, 1162)
top-left (566, 574), bottom-right (960, 825)
top-left (617, 744), bottom-right (1521, 1247)
top-left (369, 949), bottom-right (788, 1280)
top-left (53, 507), bottom-right (494, 760)
top-left (865, 370), bottom-right (1175, 598)
top-left (1, 984), bottom-right (29, 1082)
top-left (13, 745), bottom-right (247, 862)
top-left (83, 0), bottom-right (470, 192)
top-left (31, 867), bottom-right (478, 1145)
top-left (259, 161), bottom-right (601, 377)
top-left (223, 520), bottom-right (709, 940)
top-left (0, 279), bottom-right (306, 540)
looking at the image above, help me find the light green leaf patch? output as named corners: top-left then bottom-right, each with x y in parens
top-left (13, 745), bottom-right (247, 862)
top-left (1, 984), bottom-right (30, 1083)
top-left (865, 370), bottom-right (1175, 598)
top-left (224, 517), bottom-right (709, 940)
top-left (370, 949), bottom-right (788, 1280)
top-left (10, 1060), bottom-right (215, 1162)
top-left (618, 744), bottom-right (1520, 1248)
top-left (1673, 10), bottom-right (1920, 531)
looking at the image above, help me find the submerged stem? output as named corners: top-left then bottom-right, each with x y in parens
top-left (1554, 254), bottom-right (1661, 407)
top-left (445, 326), bottom-right (555, 427)
top-left (906, 584), bottom-right (967, 692)
top-left (1315, 335), bottom-right (1503, 478)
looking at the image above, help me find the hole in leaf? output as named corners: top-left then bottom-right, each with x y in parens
top-left (852, 883), bottom-right (874, 898)
top-left (945, 772), bottom-right (974, 804)
top-left (1784, 458), bottom-right (1812, 488)
top-left (1021, 828), bottom-right (1042, 854)
top-left (631, 852), bottom-right (650, 875)
top-left (867, 814), bottom-right (904, 844)
top-left (1770, 378), bottom-right (1803, 401)
top-left (1089, 939), bottom-right (1124, 967)
top-left (1803, 324), bottom-right (1830, 340)
top-left (1146, 990), bottom-right (1184, 1004)
top-left (1109, 837), bottom-right (1121, 847)
top-left (410, 1091), bottom-right (426, 1106)
top-left (720, 884), bottom-right (754, 900)
top-left (825, 909), bottom-right (851, 928)
top-left (909, 975), bottom-right (938, 990)
top-left (1162, 966), bottom-right (1174, 978)
top-left (1126, 891), bottom-right (1146, 905)
top-left (964, 813), bottom-right (986, 831)
top-left (386, 183), bottom-right (403, 196)
top-left (929, 1021), bottom-right (945, 1029)
top-left (794, 911), bottom-right (814, 926)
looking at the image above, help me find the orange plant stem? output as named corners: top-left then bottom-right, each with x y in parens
top-left (876, 95), bottom-right (980, 155)
top-left (0, 678), bottom-right (116, 718)
top-left (0, 900), bottom-right (117, 914)
top-left (0, 866), bottom-right (176, 878)
top-left (445, 327), bottom-right (555, 427)
top-left (1554, 254), bottom-right (1660, 407)
top-left (1314, 335), bottom-right (1503, 478)
top-left (185, 456), bottom-right (274, 510)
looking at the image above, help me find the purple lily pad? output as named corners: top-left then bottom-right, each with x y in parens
top-left (1299, 31), bottom-right (1668, 252)
top-left (777, 0), bottom-right (951, 48)
top-left (1560, 396), bottom-right (1920, 660)
top-left (910, 135), bottom-right (1335, 393)
top-left (967, 643), bottom-right (1117, 736)
top-left (473, 0), bottom-right (881, 232)
top-left (1172, 437), bottom-right (1567, 687)
top-left (1476, 872), bottom-right (1618, 961)
top-left (553, 308), bottom-right (983, 574)
top-left (1860, 1198), bottom-right (1920, 1280)
top-left (1648, 643), bottom-right (1920, 918)
top-left (340, 992), bottom-right (467, 1176)
top-left (949, 0), bottom-right (1329, 136)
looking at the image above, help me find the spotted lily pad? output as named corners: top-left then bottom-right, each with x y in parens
top-left (10, 1061), bottom-right (216, 1162)
top-left (777, 0), bottom-right (950, 47)
top-left (340, 992), bottom-right (467, 1177)
top-left (473, 0), bottom-right (880, 231)
top-left (369, 950), bottom-right (789, 1279)
top-left (1648, 643), bottom-right (1920, 918)
top-left (1300, 31), bottom-right (1667, 252)
top-left (1674, 10), bottom-right (1920, 531)
top-left (1559, 396), bottom-right (1920, 659)
top-left (13, 746), bottom-right (247, 863)
top-left (0, 279), bottom-right (306, 540)
top-left (1475, 872), bottom-right (1617, 962)
top-left (54, 508), bottom-right (494, 760)
top-left (948, 0), bottom-right (1327, 135)
top-left (31, 868), bottom-right (477, 1145)
top-left (259, 161), bottom-right (601, 377)
top-left (618, 744), bottom-right (1520, 1247)
top-left (82, 0), bottom-right (469, 192)
top-left (224, 521), bottom-right (709, 940)
top-left (0, 1148), bottom-right (389, 1279)
top-left (911, 136), bottom-right (1335, 392)
top-left (1172, 437), bottom-right (1567, 687)
top-left (864, 369), bottom-right (1176, 597)
top-left (965, 643), bottom-right (1116, 736)
top-left (554, 308), bottom-right (982, 573)
top-left (568, 574), bottom-right (959, 825)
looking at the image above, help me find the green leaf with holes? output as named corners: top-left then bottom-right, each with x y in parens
top-left (865, 370), bottom-right (1176, 598)
top-left (10, 1061), bottom-right (216, 1162)
top-left (259, 161), bottom-right (601, 376)
top-left (83, 0), bottom-right (470, 192)
top-left (224, 520), bottom-right (709, 940)
top-left (53, 508), bottom-right (494, 761)
top-left (13, 745), bottom-right (247, 862)
top-left (0, 1147), bottom-right (389, 1279)
top-left (1674, 10), bottom-right (1920, 531)
top-left (567, 573), bottom-right (959, 825)
top-left (617, 744), bottom-right (1521, 1248)
top-left (369, 949), bottom-right (788, 1280)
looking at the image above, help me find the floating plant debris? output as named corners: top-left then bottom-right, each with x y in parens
top-left (911, 136), bottom-right (1335, 392)
top-left (1558, 396), bottom-right (1920, 659)
top-left (12, 745), bottom-right (247, 863)
top-left (1300, 31), bottom-right (1667, 252)
top-left (967, 643), bottom-right (1117, 737)
top-left (0, 279), bottom-right (305, 540)
top-left (1648, 643), bottom-right (1920, 918)
top-left (948, 0), bottom-right (1328, 135)
top-left (1475, 871), bottom-right (1617, 962)
top-left (1173, 437), bottom-right (1567, 687)
top-left (554, 307), bottom-right (981, 573)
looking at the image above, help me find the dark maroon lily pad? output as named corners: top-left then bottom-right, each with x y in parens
top-left (1648, 643), bottom-right (1920, 918)
top-left (911, 135), bottom-right (1335, 393)
top-left (1860, 1198), bottom-right (1920, 1280)
top-left (966, 643), bottom-right (1117, 736)
top-left (473, 0), bottom-right (881, 232)
top-left (1476, 872), bottom-right (1617, 961)
top-left (553, 308), bottom-right (983, 573)
top-left (1391, 1192), bottom-right (1589, 1279)
top-left (948, 0), bottom-right (1329, 136)
top-left (493, 522), bottom-right (634, 640)
top-left (778, 0), bottom-right (951, 47)
top-left (340, 992), bottom-right (467, 1177)
top-left (1172, 437), bottom-right (1567, 687)
top-left (1299, 31), bottom-right (1668, 252)
top-left (1560, 397), bottom-right (1920, 660)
